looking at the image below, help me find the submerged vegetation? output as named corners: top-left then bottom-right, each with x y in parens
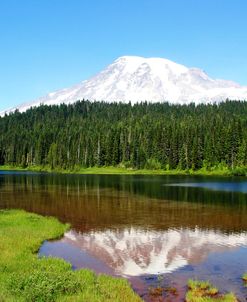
top-left (0, 210), bottom-right (141, 302)
top-left (186, 280), bottom-right (238, 302)
top-left (243, 273), bottom-right (247, 284)
top-left (0, 100), bottom-right (247, 175)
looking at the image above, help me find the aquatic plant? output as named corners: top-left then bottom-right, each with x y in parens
top-left (164, 286), bottom-right (178, 296)
top-left (186, 279), bottom-right (238, 302)
top-left (243, 273), bottom-right (247, 287)
top-left (148, 286), bottom-right (164, 297)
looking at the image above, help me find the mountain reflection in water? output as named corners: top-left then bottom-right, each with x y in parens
top-left (42, 227), bottom-right (247, 277)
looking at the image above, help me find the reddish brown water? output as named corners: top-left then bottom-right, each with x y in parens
top-left (0, 172), bottom-right (247, 301)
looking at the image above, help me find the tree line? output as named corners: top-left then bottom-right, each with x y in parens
top-left (0, 100), bottom-right (247, 171)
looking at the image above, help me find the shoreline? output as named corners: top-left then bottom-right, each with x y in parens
top-left (0, 209), bottom-right (141, 301)
top-left (0, 164), bottom-right (247, 177)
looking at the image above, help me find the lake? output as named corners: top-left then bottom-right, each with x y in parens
top-left (0, 171), bottom-right (246, 301)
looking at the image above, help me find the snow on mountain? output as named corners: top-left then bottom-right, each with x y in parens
top-left (1, 55), bottom-right (247, 116)
top-left (63, 227), bottom-right (247, 276)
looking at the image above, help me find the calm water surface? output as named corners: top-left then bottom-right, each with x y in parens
top-left (0, 172), bottom-right (247, 301)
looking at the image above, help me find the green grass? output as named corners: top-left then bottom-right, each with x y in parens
top-left (185, 279), bottom-right (238, 302)
top-left (0, 210), bottom-right (142, 302)
top-left (1, 164), bottom-right (247, 176)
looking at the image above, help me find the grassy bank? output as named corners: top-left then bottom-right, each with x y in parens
top-left (0, 210), bottom-right (141, 302)
top-left (1, 164), bottom-right (247, 176)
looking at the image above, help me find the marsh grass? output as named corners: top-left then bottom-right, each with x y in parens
top-left (186, 279), bottom-right (238, 302)
top-left (0, 210), bottom-right (141, 302)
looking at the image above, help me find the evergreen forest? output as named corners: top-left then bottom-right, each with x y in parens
top-left (0, 100), bottom-right (247, 173)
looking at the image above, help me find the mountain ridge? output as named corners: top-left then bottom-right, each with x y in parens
top-left (1, 56), bottom-right (247, 116)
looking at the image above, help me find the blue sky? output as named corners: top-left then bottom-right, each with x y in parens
top-left (0, 0), bottom-right (247, 111)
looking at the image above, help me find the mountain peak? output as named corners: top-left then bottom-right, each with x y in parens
top-left (1, 56), bottom-right (247, 116)
top-left (113, 55), bottom-right (189, 75)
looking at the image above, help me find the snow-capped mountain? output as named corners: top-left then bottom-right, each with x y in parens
top-left (2, 56), bottom-right (247, 115)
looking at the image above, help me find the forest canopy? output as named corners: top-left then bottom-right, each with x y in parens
top-left (0, 100), bottom-right (246, 172)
